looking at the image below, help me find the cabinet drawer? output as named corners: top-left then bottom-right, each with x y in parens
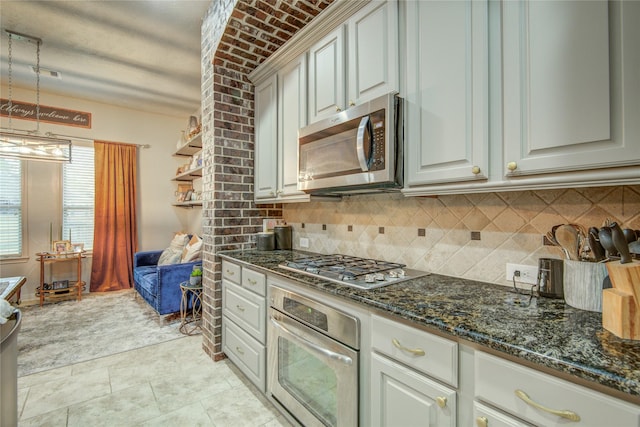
top-left (241, 267), bottom-right (266, 296)
top-left (222, 316), bottom-right (266, 392)
top-left (475, 351), bottom-right (640, 427)
top-left (371, 314), bottom-right (458, 387)
top-left (473, 401), bottom-right (530, 427)
top-left (222, 280), bottom-right (266, 343)
top-left (221, 260), bottom-right (241, 284)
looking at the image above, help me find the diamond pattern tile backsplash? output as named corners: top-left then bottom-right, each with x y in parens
top-left (282, 185), bottom-right (640, 287)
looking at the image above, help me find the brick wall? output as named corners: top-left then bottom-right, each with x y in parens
top-left (200, 0), bottom-right (335, 361)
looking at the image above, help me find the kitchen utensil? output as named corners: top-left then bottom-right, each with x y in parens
top-left (555, 225), bottom-right (580, 260)
top-left (588, 227), bottom-right (606, 262)
top-left (611, 222), bottom-right (633, 264)
top-left (537, 258), bottom-right (564, 298)
top-left (623, 229), bottom-right (638, 243)
top-left (598, 227), bottom-right (618, 259)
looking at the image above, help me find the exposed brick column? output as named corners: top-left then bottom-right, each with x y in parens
top-left (200, 0), bottom-right (335, 362)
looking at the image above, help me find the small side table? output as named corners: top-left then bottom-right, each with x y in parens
top-left (179, 281), bottom-right (203, 335)
top-left (0, 276), bottom-right (26, 304)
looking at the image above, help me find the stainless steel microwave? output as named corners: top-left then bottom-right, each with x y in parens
top-left (297, 92), bottom-right (403, 195)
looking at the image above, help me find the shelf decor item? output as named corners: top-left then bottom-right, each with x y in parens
top-left (52, 280), bottom-right (69, 290)
top-left (72, 243), bottom-right (84, 253)
top-left (53, 240), bottom-right (71, 253)
top-left (190, 265), bottom-right (202, 286)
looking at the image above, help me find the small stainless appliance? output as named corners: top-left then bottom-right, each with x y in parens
top-left (268, 285), bottom-right (359, 427)
top-left (279, 254), bottom-right (429, 290)
top-left (538, 258), bottom-right (564, 298)
top-left (297, 92), bottom-right (403, 195)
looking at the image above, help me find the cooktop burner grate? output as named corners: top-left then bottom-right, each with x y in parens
top-left (279, 254), bottom-right (429, 290)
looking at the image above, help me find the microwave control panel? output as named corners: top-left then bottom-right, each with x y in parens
top-left (370, 109), bottom-right (386, 171)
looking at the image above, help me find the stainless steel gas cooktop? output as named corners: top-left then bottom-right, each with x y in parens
top-left (279, 254), bottom-right (429, 290)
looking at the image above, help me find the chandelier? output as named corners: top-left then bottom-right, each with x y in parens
top-left (1, 30), bottom-right (71, 163)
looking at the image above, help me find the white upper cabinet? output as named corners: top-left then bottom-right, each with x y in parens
top-left (277, 54), bottom-right (308, 200)
top-left (405, 0), bottom-right (489, 186)
top-left (308, 0), bottom-right (399, 124)
top-left (347, 0), bottom-right (399, 107)
top-left (254, 55), bottom-right (310, 203)
top-left (404, 0), bottom-right (640, 196)
top-left (254, 74), bottom-right (278, 200)
top-left (308, 26), bottom-right (346, 123)
top-left (502, 0), bottom-right (640, 177)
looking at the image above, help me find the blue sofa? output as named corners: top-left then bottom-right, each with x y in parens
top-left (133, 250), bottom-right (201, 316)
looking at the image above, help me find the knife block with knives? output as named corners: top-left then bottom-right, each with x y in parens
top-left (602, 223), bottom-right (640, 340)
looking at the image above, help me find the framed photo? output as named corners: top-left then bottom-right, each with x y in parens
top-left (72, 243), bottom-right (84, 253)
top-left (177, 183), bottom-right (193, 193)
top-left (185, 190), bottom-right (193, 202)
top-left (52, 280), bottom-right (69, 290)
top-left (53, 240), bottom-right (71, 253)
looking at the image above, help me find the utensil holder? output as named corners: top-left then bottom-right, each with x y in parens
top-left (563, 260), bottom-right (608, 312)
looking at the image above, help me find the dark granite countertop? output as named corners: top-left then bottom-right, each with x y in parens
top-left (217, 249), bottom-right (640, 403)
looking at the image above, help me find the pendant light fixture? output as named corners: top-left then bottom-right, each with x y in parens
top-left (0, 30), bottom-right (72, 163)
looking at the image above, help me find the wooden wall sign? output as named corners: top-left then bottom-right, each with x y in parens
top-left (0, 98), bottom-right (92, 129)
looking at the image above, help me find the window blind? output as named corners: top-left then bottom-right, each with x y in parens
top-left (63, 145), bottom-right (95, 250)
top-left (0, 158), bottom-right (22, 257)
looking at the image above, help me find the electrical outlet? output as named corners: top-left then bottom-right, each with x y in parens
top-left (506, 263), bottom-right (538, 285)
top-left (299, 237), bottom-right (310, 248)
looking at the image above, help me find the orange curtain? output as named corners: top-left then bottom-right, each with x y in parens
top-left (90, 141), bottom-right (138, 292)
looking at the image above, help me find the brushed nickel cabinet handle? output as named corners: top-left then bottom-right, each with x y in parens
top-left (475, 416), bottom-right (488, 427)
top-left (472, 166), bottom-right (481, 175)
top-left (507, 161), bottom-right (518, 171)
top-left (247, 279), bottom-right (257, 285)
top-left (515, 389), bottom-right (580, 422)
top-left (391, 338), bottom-right (426, 356)
top-left (226, 269), bottom-right (235, 276)
top-left (436, 396), bottom-right (447, 408)
top-left (236, 346), bottom-right (244, 355)
top-left (336, 106), bottom-right (342, 112)
top-left (349, 100), bottom-right (356, 107)
top-left (236, 304), bottom-right (245, 312)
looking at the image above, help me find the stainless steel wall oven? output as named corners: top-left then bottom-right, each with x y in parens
top-left (268, 285), bottom-right (359, 427)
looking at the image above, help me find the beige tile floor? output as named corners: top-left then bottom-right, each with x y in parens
top-left (17, 335), bottom-right (292, 426)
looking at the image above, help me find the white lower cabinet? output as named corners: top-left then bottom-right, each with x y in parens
top-left (370, 314), bottom-right (458, 426)
top-left (221, 263), bottom-right (267, 392)
top-left (475, 351), bottom-right (640, 426)
top-left (371, 352), bottom-right (456, 427)
top-left (222, 316), bottom-right (266, 391)
top-left (473, 401), bottom-right (530, 427)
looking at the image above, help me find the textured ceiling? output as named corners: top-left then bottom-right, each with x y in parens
top-left (0, 0), bottom-right (336, 118)
top-left (0, 1), bottom-right (210, 117)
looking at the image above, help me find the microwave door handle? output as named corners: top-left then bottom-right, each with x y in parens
top-left (356, 116), bottom-right (371, 172)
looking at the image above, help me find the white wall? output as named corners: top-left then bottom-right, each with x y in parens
top-left (1, 86), bottom-right (202, 303)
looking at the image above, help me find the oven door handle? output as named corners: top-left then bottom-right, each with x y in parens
top-left (270, 316), bottom-right (353, 366)
top-left (356, 115), bottom-right (371, 172)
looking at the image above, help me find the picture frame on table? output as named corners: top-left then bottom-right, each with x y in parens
top-left (53, 240), bottom-right (71, 253)
top-left (72, 243), bottom-right (84, 253)
top-left (52, 280), bottom-right (69, 290)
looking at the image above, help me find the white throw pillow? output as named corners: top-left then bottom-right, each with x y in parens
top-left (181, 235), bottom-right (203, 263)
top-left (158, 233), bottom-right (190, 265)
